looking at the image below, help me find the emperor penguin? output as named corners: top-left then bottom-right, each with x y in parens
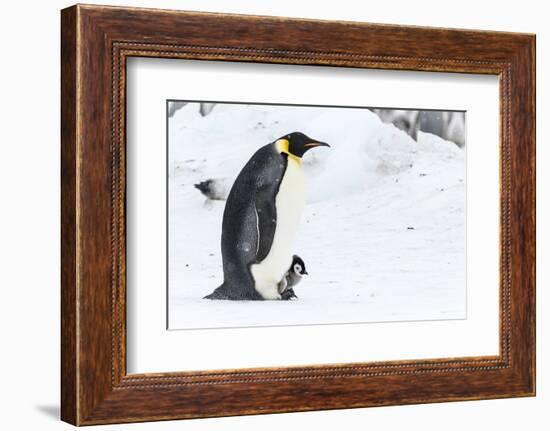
top-left (204, 132), bottom-right (329, 300)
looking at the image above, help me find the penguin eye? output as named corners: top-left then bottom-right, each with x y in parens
top-left (294, 264), bottom-right (301, 273)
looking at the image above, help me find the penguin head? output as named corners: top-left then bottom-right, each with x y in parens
top-left (278, 132), bottom-right (330, 158)
top-left (291, 254), bottom-right (308, 276)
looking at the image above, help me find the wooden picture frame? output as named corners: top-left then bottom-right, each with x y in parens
top-left (61, 4), bottom-right (535, 425)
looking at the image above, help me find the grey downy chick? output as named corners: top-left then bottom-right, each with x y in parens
top-left (278, 255), bottom-right (308, 300)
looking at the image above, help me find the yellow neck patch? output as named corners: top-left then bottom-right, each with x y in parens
top-left (275, 139), bottom-right (301, 164)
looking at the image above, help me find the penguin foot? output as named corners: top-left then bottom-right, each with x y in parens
top-left (281, 288), bottom-right (298, 300)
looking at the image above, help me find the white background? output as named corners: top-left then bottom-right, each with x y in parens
top-left (0, 0), bottom-right (546, 430)
top-left (128, 59), bottom-right (499, 373)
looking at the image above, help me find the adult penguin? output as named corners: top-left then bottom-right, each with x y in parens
top-left (204, 132), bottom-right (329, 300)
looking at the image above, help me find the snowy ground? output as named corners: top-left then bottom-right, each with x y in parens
top-left (168, 103), bottom-right (466, 330)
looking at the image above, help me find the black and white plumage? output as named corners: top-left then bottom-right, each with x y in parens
top-left (204, 132), bottom-right (329, 300)
top-left (194, 178), bottom-right (231, 201)
top-left (278, 255), bottom-right (308, 300)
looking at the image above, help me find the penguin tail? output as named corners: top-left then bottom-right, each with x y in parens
top-left (204, 283), bottom-right (263, 300)
top-left (204, 284), bottom-right (230, 300)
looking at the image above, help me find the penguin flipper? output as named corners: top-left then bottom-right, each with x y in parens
top-left (247, 151), bottom-right (287, 263)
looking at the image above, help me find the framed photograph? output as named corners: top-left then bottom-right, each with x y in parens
top-left (61, 4), bottom-right (535, 425)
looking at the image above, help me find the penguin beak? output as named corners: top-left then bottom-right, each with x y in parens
top-left (304, 141), bottom-right (330, 148)
top-left (303, 270), bottom-right (309, 275)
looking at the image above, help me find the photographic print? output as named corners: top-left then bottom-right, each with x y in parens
top-left (167, 101), bottom-right (466, 330)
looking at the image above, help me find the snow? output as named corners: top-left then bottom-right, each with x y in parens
top-left (168, 103), bottom-right (466, 329)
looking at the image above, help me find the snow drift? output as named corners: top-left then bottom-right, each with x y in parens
top-left (168, 103), bottom-right (466, 329)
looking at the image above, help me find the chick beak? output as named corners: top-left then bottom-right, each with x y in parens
top-left (303, 270), bottom-right (309, 275)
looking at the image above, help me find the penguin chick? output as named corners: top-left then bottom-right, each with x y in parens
top-left (194, 178), bottom-right (230, 201)
top-left (278, 255), bottom-right (308, 300)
